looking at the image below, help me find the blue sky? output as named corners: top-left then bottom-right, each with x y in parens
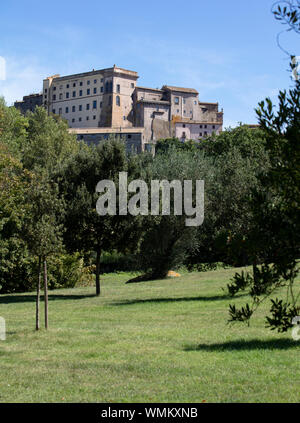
top-left (0, 0), bottom-right (299, 127)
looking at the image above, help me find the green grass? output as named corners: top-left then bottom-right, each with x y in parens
top-left (0, 267), bottom-right (299, 403)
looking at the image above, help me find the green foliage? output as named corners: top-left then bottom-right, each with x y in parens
top-left (266, 298), bottom-right (300, 332)
top-left (0, 97), bottom-right (28, 158)
top-left (227, 64), bottom-right (300, 332)
top-left (135, 146), bottom-right (210, 278)
top-left (57, 136), bottom-right (142, 294)
top-left (22, 106), bottom-right (82, 175)
top-left (47, 252), bottom-right (89, 289)
top-left (155, 137), bottom-right (199, 154)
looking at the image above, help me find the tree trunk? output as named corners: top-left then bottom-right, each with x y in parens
top-left (43, 258), bottom-right (48, 329)
top-left (95, 248), bottom-right (101, 296)
top-left (36, 256), bottom-right (41, 331)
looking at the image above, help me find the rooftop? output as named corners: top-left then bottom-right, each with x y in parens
top-left (44, 66), bottom-right (138, 83)
top-left (162, 85), bottom-right (199, 94)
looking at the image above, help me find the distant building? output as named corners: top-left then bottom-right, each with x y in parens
top-left (15, 65), bottom-right (223, 151)
top-left (14, 93), bottom-right (43, 114)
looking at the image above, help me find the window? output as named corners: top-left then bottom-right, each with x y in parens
top-left (65, 107), bottom-right (69, 113)
top-left (72, 91), bottom-right (76, 97)
top-left (59, 85), bottom-right (63, 89)
top-left (200, 125), bottom-right (202, 129)
top-left (94, 79), bottom-right (97, 84)
top-left (79, 117), bottom-right (82, 122)
top-left (59, 108), bottom-right (62, 115)
top-left (86, 104), bottom-right (90, 110)
top-left (100, 86), bottom-right (103, 93)
top-left (80, 135), bottom-right (83, 140)
top-left (204, 125), bottom-right (207, 128)
top-left (199, 132), bottom-right (202, 137)
top-left (183, 124), bottom-right (186, 128)
top-left (177, 109), bottom-right (180, 113)
top-left (87, 80), bottom-right (90, 85)
top-left (44, 95), bottom-right (47, 99)
top-left (79, 90), bottom-right (82, 96)
top-left (183, 110), bottom-right (186, 114)
top-left (66, 92), bottom-right (69, 99)
top-left (101, 78), bottom-right (103, 82)
top-left (59, 93), bottom-right (63, 100)
top-left (53, 86), bottom-right (56, 91)
top-left (212, 125), bottom-right (215, 129)
top-left (72, 118), bottom-right (75, 123)
top-left (72, 106), bottom-right (75, 112)
top-left (93, 115), bottom-right (96, 120)
top-left (79, 105), bottom-right (82, 111)
top-left (87, 89), bottom-right (90, 95)
top-left (116, 95), bottom-right (120, 106)
top-left (52, 109), bottom-right (56, 114)
top-left (128, 134), bottom-right (132, 139)
top-left (93, 100), bottom-right (97, 109)
top-left (86, 116), bottom-right (89, 120)
top-left (73, 83), bottom-right (76, 87)
top-left (190, 110), bottom-right (192, 114)
top-left (66, 84), bottom-right (69, 88)
top-left (80, 82), bottom-right (83, 86)
top-left (183, 99), bottom-right (186, 104)
top-left (131, 83), bottom-right (134, 88)
top-left (182, 131), bottom-right (186, 138)
top-left (93, 87), bottom-right (97, 94)
top-left (117, 84), bottom-right (120, 93)
top-left (204, 131), bottom-right (207, 136)
top-left (100, 102), bottom-right (102, 108)
top-left (174, 97), bottom-right (179, 104)
top-left (52, 94), bottom-right (56, 100)
top-left (123, 116), bottom-right (126, 120)
top-left (44, 88), bottom-right (47, 93)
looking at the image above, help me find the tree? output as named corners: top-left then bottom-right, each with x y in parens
top-left (186, 126), bottom-right (269, 269)
top-left (58, 137), bottom-right (142, 295)
top-left (133, 146), bottom-right (210, 280)
top-left (23, 175), bottom-right (65, 330)
top-left (22, 106), bottom-right (83, 175)
top-left (226, 64), bottom-right (300, 332)
top-left (0, 142), bottom-right (35, 294)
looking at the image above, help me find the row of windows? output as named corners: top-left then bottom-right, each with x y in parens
top-left (176, 109), bottom-right (193, 115)
top-left (174, 97), bottom-right (197, 105)
top-left (52, 95), bottom-right (121, 113)
top-left (71, 116), bottom-right (98, 122)
top-left (182, 131), bottom-right (208, 137)
top-left (182, 124), bottom-right (216, 129)
top-left (68, 115), bottom-right (127, 123)
top-left (46, 82), bottom-right (133, 96)
top-left (52, 87), bottom-right (104, 100)
top-left (45, 79), bottom-right (104, 93)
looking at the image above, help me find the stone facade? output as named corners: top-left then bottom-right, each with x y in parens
top-left (15, 65), bottom-right (223, 151)
top-left (42, 66), bottom-right (138, 130)
top-left (69, 127), bottom-right (147, 154)
top-left (14, 93), bottom-right (43, 114)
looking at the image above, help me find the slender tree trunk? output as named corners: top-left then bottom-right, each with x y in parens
top-left (95, 248), bottom-right (101, 296)
top-left (36, 256), bottom-right (41, 331)
top-left (43, 258), bottom-right (48, 329)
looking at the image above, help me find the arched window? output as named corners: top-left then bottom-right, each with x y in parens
top-left (116, 95), bottom-right (120, 106)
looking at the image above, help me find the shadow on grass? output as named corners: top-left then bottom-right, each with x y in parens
top-left (0, 293), bottom-right (96, 304)
top-left (111, 293), bottom-right (246, 306)
top-left (184, 338), bottom-right (300, 352)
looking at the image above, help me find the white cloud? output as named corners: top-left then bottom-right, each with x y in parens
top-left (0, 56), bottom-right (50, 105)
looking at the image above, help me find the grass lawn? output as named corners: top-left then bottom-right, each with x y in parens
top-left (0, 267), bottom-right (299, 403)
